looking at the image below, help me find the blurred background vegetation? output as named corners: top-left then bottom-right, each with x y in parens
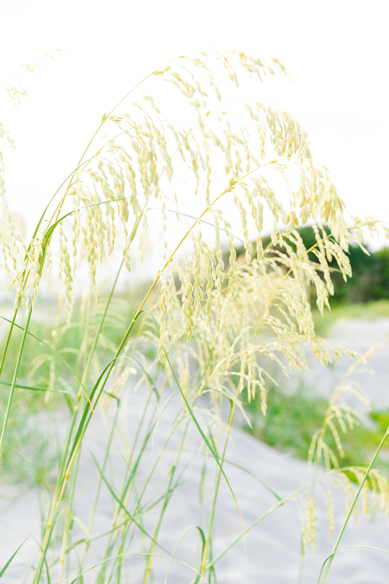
top-left (235, 226), bottom-right (389, 336)
top-left (237, 225), bottom-right (389, 306)
top-left (242, 382), bottom-right (389, 482)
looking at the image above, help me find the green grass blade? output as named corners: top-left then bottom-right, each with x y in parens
top-left (0, 315), bottom-right (87, 396)
top-left (164, 525), bottom-right (206, 584)
top-left (317, 545), bottom-right (389, 584)
top-left (319, 425), bottom-right (389, 583)
top-left (89, 451), bottom-right (172, 556)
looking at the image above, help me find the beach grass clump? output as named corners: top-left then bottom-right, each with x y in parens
top-left (1, 48), bottom-right (389, 583)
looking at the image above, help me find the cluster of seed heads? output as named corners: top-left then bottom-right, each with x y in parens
top-left (300, 493), bottom-right (317, 554)
top-left (1, 48), bottom-right (342, 315)
top-left (2, 48), bottom-right (389, 550)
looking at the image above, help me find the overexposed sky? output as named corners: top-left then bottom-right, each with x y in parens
top-left (1, 0), bottom-right (389, 250)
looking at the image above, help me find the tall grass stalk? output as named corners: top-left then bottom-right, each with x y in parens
top-left (319, 425), bottom-right (389, 584)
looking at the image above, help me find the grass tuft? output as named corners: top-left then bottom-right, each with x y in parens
top-left (1, 48), bottom-right (389, 583)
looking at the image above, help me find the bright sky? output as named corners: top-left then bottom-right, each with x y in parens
top-left (1, 0), bottom-right (389, 254)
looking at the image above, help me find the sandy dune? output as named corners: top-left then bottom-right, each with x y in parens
top-left (1, 318), bottom-right (389, 583)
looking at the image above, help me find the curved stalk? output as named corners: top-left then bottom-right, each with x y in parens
top-left (199, 398), bottom-right (235, 579)
top-left (319, 425), bottom-right (389, 584)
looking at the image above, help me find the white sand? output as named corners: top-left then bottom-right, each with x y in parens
top-left (1, 319), bottom-right (389, 583)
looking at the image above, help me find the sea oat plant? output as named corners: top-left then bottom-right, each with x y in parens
top-left (1, 49), bottom-right (389, 583)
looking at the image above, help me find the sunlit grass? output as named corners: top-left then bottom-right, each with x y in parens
top-left (1, 48), bottom-right (389, 584)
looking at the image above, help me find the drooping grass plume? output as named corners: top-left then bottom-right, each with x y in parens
top-left (0, 48), bottom-right (388, 584)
